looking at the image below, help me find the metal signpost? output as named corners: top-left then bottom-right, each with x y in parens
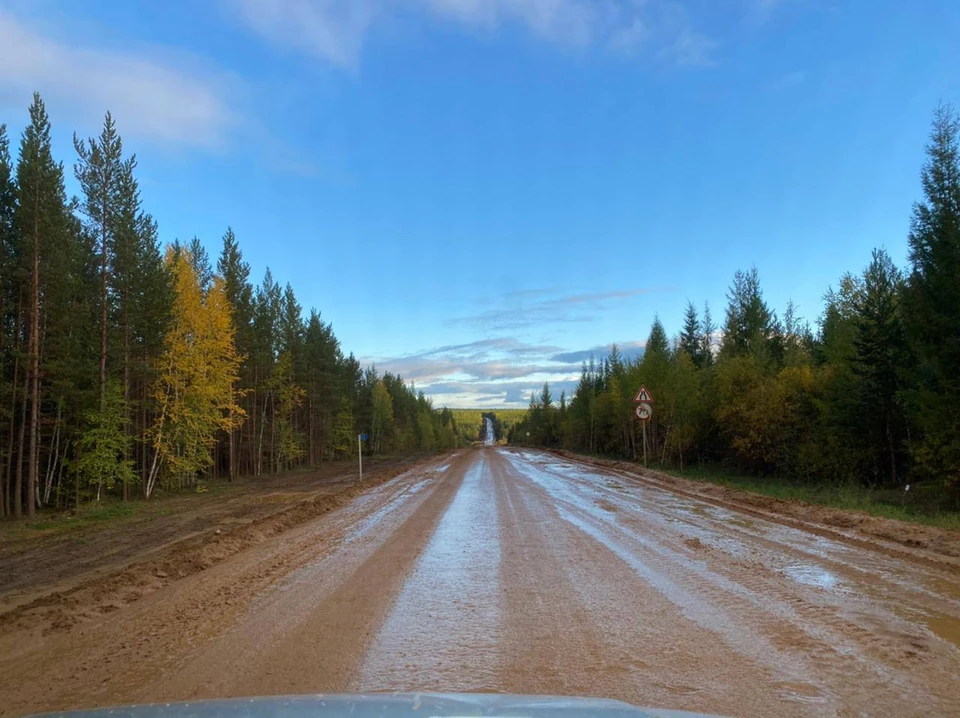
top-left (633, 385), bottom-right (654, 468)
top-left (358, 433), bottom-right (368, 481)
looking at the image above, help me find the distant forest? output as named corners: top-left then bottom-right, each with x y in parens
top-left (449, 410), bottom-right (528, 443)
top-left (510, 106), bottom-right (960, 507)
top-left (0, 93), bottom-right (470, 518)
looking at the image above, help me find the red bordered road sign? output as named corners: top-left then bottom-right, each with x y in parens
top-left (635, 403), bottom-right (653, 421)
top-left (633, 385), bottom-right (654, 403)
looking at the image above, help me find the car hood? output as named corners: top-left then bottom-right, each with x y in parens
top-left (26, 693), bottom-right (725, 718)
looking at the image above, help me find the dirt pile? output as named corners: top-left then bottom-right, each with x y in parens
top-left (0, 462), bottom-right (424, 638)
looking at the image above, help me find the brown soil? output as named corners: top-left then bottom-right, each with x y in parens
top-left (547, 449), bottom-right (960, 566)
top-left (2, 447), bottom-right (958, 718)
top-left (0, 454), bottom-right (435, 637)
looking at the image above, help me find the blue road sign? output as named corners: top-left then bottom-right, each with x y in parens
top-left (360, 433), bottom-right (368, 441)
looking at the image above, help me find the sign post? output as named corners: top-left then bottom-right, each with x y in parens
top-left (633, 385), bottom-right (655, 468)
top-left (358, 433), bottom-right (368, 481)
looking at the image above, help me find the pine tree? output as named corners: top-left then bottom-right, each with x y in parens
top-left (15, 94), bottom-right (72, 518)
top-left (370, 379), bottom-right (394, 454)
top-left (188, 237), bottom-right (213, 294)
top-left (217, 228), bottom-right (253, 478)
top-left (74, 112), bottom-right (125, 417)
top-left (0, 123), bottom-right (17, 517)
top-left (303, 309), bottom-right (341, 464)
top-left (903, 104), bottom-right (960, 488)
top-left (332, 396), bottom-right (354, 459)
top-left (271, 351), bottom-right (305, 470)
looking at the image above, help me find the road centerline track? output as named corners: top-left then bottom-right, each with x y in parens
top-left (356, 452), bottom-right (502, 692)
top-left (2, 447), bottom-right (958, 718)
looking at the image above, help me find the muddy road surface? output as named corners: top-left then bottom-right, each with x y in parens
top-left (2, 448), bottom-right (959, 717)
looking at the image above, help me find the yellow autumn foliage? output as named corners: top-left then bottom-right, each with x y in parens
top-left (146, 248), bottom-right (245, 494)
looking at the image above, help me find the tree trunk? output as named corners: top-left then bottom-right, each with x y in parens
top-left (228, 426), bottom-right (235, 482)
top-left (99, 213), bottom-right (108, 417)
top-left (43, 400), bottom-right (62, 506)
top-left (26, 241), bottom-right (40, 519)
top-left (270, 392), bottom-right (276, 474)
top-left (3, 352), bottom-right (20, 518)
top-left (886, 406), bottom-right (898, 486)
top-left (13, 369), bottom-right (28, 519)
top-left (123, 318), bottom-right (130, 501)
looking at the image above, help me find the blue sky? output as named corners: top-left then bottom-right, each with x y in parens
top-left (1, 0), bottom-right (958, 407)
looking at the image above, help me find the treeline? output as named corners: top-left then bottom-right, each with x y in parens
top-left (0, 93), bottom-right (466, 518)
top-left (448, 409), bottom-right (527, 443)
top-left (510, 106), bottom-right (960, 504)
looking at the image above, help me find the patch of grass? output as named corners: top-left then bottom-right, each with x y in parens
top-left (669, 464), bottom-right (960, 532)
top-left (28, 502), bottom-right (138, 531)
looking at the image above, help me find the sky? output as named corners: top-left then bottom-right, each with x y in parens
top-left (1, 0), bottom-right (958, 408)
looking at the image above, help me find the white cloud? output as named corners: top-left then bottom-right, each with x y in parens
top-left (232, 0), bottom-right (380, 67)
top-left (661, 27), bottom-right (717, 67)
top-left (231, 0), bottom-right (652, 66)
top-left (423, 0), bottom-right (599, 46)
top-left (0, 9), bottom-right (237, 149)
top-left (363, 335), bottom-right (646, 408)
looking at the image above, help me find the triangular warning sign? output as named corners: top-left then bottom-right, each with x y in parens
top-left (634, 385), bottom-right (654, 403)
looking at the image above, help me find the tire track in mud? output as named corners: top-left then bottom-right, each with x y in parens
top-left (5, 448), bottom-right (959, 718)
top-left (144, 449), bottom-right (475, 700)
top-left (490, 449), bottom-right (799, 717)
top-left (545, 449), bottom-right (960, 565)
top-left (527, 451), bottom-right (960, 656)
top-left (492, 449), bottom-right (617, 697)
top-left (0, 453), bottom-right (463, 717)
top-left (354, 452), bottom-right (502, 693)
top-left (504, 449), bottom-right (960, 716)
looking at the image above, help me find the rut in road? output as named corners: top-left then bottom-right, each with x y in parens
top-left (1, 447), bottom-right (958, 718)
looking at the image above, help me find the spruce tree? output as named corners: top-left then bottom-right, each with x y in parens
top-left (903, 104), bottom-right (960, 487)
top-left (679, 301), bottom-right (701, 365)
top-left (699, 301), bottom-right (716, 368)
top-left (852, 249), bottom-right (911, 485)
top-left (720, 267), bottom-right (776, 365)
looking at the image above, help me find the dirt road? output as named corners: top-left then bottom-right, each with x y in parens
top-left (3, 448), bottom-right (959, 717)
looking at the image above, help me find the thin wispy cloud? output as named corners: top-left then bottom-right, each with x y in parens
top-left (550, 340), bottom-right (645, 364)
top-left (424, 379), bottom-right (581, 408)
top-left (232, 0), bottom-right (380, 67)
top-left (229, 0), bottom-right (727, 68)
top-left (448, 286), bottom-right (669, 332)
top-left (0, 9), bottom-right (238, 150)
top-left (661, 27), bottom-right (718, 67)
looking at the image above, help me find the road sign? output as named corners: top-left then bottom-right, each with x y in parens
top-left (633, 385), bottom-right (654, 403)
top-left (360, 433), bottom-right (368, 441)
top-left (635, 403), bottom-right (653, 421)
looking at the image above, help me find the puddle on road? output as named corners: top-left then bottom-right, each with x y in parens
top-left (921, 612), bottom-right (960, 648)
top-left (783, 563), bottom-right (840, 591)
top-left (342, 479), bottom-right (431, 546)
top-left (775, 680), bottom-right (831, 706)
top-left (357, 457), bottom-right (502, 692)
